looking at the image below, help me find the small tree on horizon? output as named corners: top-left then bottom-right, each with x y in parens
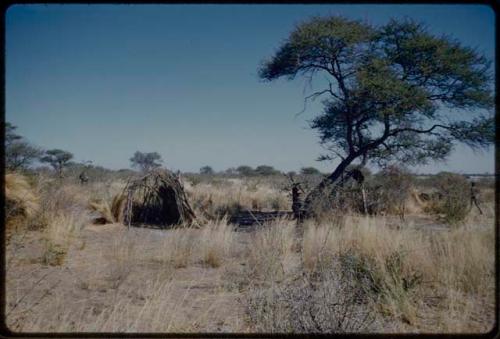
top-left (200, 165), bottom-right (215, 175)
top-left (259, 16), bottom-right (494, 215)
top-left (255, 165), bottom-right (280, 176)
top-left (236, 165), bottom-right (255, 177)
top-left (6, 122), bottom-right (22, 147)
top-left (5, 122), bottom-right (44, 171)
top-left (300, 167), bottom-right (322, 176)
top-left (40, 149), bottom-right (74, 178)
top-left (130, 151), bottom-right (163, 173)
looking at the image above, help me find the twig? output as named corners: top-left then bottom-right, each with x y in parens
top-left (7, 271), bottom-right (51, 317)
top-left (246, 209), bottom-right (263, 227)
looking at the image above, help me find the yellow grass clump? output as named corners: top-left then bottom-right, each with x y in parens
top-left (89, 199), bottom-right (115, 224)
top-left (5, 172), bottom-right (40, 220)
top-left (111, 194), bottom-right (127, 224)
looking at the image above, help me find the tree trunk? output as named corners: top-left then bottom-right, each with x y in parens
top-left (303, 155), bottom-right (357, 217)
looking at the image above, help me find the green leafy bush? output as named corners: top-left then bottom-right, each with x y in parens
top-left (429, 172), bottom-right (470, 224)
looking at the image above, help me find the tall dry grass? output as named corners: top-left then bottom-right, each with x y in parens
top-left (6, 173), bottom-right (91, 266)
top-left (274, 216), bottom-right (494, 332)
top-left (5, 172), bottom-right (40, 220)
top-left (245, 219), bottom-right (297, 284)
top-left (185, 178), bottom-right (289, 218)
top-left (144, 219), bottom-right (236, 269)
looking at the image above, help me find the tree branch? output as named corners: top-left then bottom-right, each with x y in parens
top-left (389, 124), bottom-right (452, 136)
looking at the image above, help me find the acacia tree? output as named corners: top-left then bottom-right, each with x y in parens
top-left (5, 123), bottom-right (43, 171)
top-left (259, 16), bottom-right (494, 214)
top-left (40, 149), bottom-right (74, 178)
top-left (7, 143), bottom-right (44, 171)
top-left (255, 165), bottom-right (280, 176)
top-left (200, 166), bottom-right (214, 175)
top-left (301, 167), bottom-right (322, 176)
top-left (130, 151), bottom-right (163, 173)
top-left (5, 122), bottom-right (43, 171)
top-left (6, 122), bottom-right (22, 147)
top-left (237, 165), bottom-right (255, 177)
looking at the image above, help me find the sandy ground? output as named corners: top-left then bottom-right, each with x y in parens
top-left (6, 223), bottom-right (248, 333)
top-left (5, 209), bottom-right (494, 333)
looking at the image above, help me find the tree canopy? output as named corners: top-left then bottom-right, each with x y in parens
top-left (255, 165), bottom-right (281, 176)
top-left (40, 149), bottom-right (74, 178)
top-left (5, 122), bottom-right (43, 171)
top-left (259, 16), bottom-right (494, 213)
top-left (200, 166), bottom-right (214, 175)
top-left (260, 17), bottom-right (493, 169)
top-left (236, 165), bottom-right (255, 177)
top-left (130, 151), bottom-right (163, 173)
top-left (300, 167), bottom-right (322, 176)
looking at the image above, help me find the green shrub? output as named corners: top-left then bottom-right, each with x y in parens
top-left (366, 165), bottom-right (413, 218)
top-left (429, 172), bottom-right (470, 224)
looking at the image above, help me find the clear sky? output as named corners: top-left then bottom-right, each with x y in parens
top-left (6, 4), bottom-right (495, 174)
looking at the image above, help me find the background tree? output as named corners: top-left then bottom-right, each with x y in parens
top-left (259, 16), bottom-right (493, 214)
top-left (6, 122), bottom-right (22, 147)
top-left (5, 122), bottom-right (43, 171)
top-left (300, 167), bottom-right (322, 176)
top-left (40, 149), bottom-right (74, 178)
top-left (367, 165), bottom-right (413, 219)
top-left (200, 165), bottom-right (214, 175)
top-left (224, 167), bottom-right (238, 176)
top-left (255, 165), bottom-right (280, 176)
top-left (237, 165), bottom-right (255, 177)
top-left (130, 151), bottom-right (163, 173)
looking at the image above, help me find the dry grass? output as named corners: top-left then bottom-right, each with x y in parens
top-left (7, 174), bottom-right (91, 266)
top-left (5, 172), bottom-right (40, 238)
top-left (5, 172), bottom-right (40, 219)
top-left (89, 199), bottom-right (115, 224)
top-left (245, 218), bottom-right (297, 284)
top-left (185, 178), bottom-right (289, 218)
top-left (41, 211), bottom-right (87, 266)
top-left (199, 219), bottom-right (235, 268)
top-left (143, 220), bottom-right (236, 269)
top-left (280, 215), bottom-right (494, 332)
top-left (16, 271), bottom-right (219, 332)
top-left (5, 174), bottom-right (495, 333)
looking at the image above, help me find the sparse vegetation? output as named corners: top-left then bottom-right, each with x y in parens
top-left (4, 10), bottom-right (494, 335)
top-left (5, 170), bottom-right (495, 333)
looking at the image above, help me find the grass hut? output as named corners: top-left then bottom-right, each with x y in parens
top-left (112, 169), bottom-right (196, 228)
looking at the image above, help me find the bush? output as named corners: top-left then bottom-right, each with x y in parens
top-left (366, 165), bottom-right (413, 218)
top-left (300, 167), bottom-right (322, 176)
top-left (246, 265), bottom-right (376, 333)
top-left (255, 165), bottom-right (281, 176)
top-left (429, 172), bottom-right (470, 224)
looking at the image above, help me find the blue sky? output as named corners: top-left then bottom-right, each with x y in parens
top-left (6, 4), bottom-right (495, 173)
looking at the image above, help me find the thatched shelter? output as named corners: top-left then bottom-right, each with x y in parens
top-left (111, 169), bottom-right (196, 228)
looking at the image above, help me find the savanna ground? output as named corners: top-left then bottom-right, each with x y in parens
top-left (5, 170), bottom-right (496, 333)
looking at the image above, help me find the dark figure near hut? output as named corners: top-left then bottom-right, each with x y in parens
top-left (470, 182), bottom-right (483, 215)
top-left (79, 171), bottom-right (89, 185)
top-left (292, 182), bottom-right (304, 220)
top-left (343, 168), bottom-right (364, 186)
